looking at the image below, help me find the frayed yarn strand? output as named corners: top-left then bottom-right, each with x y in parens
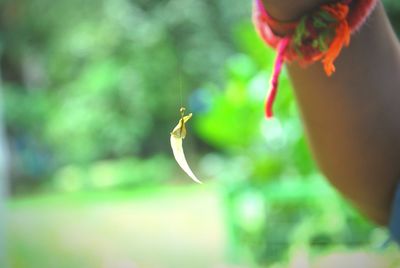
top-left (321, 3), bottom-right (351, 76)
top-left (323, 20), bottom-right (350, 75)
top-left (253, 0), bottom-right (378, 118)
top-left (266, 37), bottom-right (290, 118)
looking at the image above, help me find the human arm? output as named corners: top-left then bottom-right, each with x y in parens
top-left (262, 0), bottom-right (400, 225)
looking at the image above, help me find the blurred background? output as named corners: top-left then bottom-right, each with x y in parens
top-left (1, 0), bottom-right (400, 267)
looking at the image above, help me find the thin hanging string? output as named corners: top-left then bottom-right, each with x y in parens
top-left (178, 73), bottom-right (186, 136)
top-left (179, 74), bottom-right (183, 109)
top-left (178, 73), bottom-right (187, 123)
top-left (265, 37), bottom-right (290, 118)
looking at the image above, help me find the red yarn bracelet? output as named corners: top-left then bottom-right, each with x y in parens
top-left (253, 0), bottom-right (378, 118)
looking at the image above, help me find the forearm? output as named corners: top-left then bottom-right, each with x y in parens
top-left (263, 1), bottom-right (400, 225)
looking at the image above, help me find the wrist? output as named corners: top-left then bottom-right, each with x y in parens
top-left (261, 0), bottom-right (332, 22)
top-left (253, 0), bottom-right (379, 118)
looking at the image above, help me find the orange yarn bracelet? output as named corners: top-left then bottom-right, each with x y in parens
top-left (253, 0), bottom-right (378, 118)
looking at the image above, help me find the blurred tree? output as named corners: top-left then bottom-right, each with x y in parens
top-left (0, 0), bottom-right (251, 193)
top-left (384, 0), bottom-right (400, 35)
top-left (194, 10), bottom-right (399, 264)
top-left (0, 47), bottom-right (9, 267)
top-left (2, 0), bottom-right (400, 266)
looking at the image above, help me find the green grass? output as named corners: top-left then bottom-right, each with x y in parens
top-left (7, 184), bottom-right (229, 268)
top-left (9, 184), bottom-right (214, 208)
top-left (7, 183), bottom-right (400, 268)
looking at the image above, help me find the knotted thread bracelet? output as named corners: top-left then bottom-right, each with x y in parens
top-left (253, 0), bottom-right (379, 118)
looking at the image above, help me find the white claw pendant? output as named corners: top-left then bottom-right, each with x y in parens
top-left (170, 107), bottom-right (202, 184)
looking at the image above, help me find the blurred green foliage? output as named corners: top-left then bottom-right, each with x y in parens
top-left (0, 0), bottom-right (250, 192)
top-left (384, 0), bottom-right (400, 35)
top-left (192, 22), bottom-right (388, 266)
top-left (2, 0), bottom-right (400, 267)
top-left (52, 155), bottom-right (174, 192)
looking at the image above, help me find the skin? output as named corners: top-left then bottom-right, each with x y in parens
top-left (262, 0), bottom-right (400, 225)
top-left (262, 0), bottom-right (333, 22)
